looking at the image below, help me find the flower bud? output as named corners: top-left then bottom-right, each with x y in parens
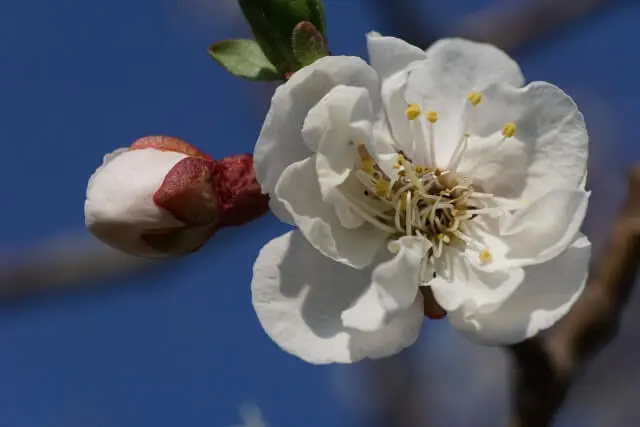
top-left (85, 136), bottom-right (269, 257)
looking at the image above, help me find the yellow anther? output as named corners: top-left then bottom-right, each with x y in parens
top-left (397, 191), bottom-right (412, 210)
top-left (393, 163), bottom-right (400, 169)
top-left (434, 168), bottom-right (442, 177)
top-left (436, 233), bottom-right (451, 244)
top-left (360, 159), bottom-right (376, 174)
top-left (357, 145), bottom-right (373, 161)
top-left (405, 104), bottom-right (421, 120)
top-left (374, 181), bottom-right (389, 196)
top-left (414, 166), bottom-right (424, 173)
top-left (466, 91), bottom-right (482, 106)
top-left (426, 111), bottom-right (439, 123)
top-left (479, 249), bottom-right (493, 265)
top-left (502, 122), bottom-right (517, 138)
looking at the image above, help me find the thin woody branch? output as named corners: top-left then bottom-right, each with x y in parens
top-left (453, 0), bottom-right (609, 52)
top-left (0, 234), bottom-right (159, 301)
top-left (509, 165), bottom-right (640, 427)
top-left (382, 0), bottom-right (610, 51)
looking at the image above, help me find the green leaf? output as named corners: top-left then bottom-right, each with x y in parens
top-left (305, 0), bottom-right (326, 36)
top-left (238, 0), bottom-right (327, 74)
top-left (208, 39), bottom-right (281, 81)
top-left (292, 21), bottom-right (327, 67)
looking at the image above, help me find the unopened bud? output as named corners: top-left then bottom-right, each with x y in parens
top-left (84, 136), bottom-right (269, 257)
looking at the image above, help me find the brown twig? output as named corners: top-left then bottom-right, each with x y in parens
top-left (453, 0), bottom-right (610, 52)
top-left (509, 165), bottom-right (640, 427)
top-left (0, 233), bottom-right (159, 301)
top-left (381, 0), bottom-right (610, 52)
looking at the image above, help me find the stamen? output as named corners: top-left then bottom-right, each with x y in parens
top-left (502, 122), bottom-right (517, 138)
top-left (395, 198), bottom-right (403, 231)
top-left (410, 119), bottom-right (427, 165)
top-left (453, 230), bottom-right (484, 251)
top-left (397, 156), bottom-right (428, 196)
top-left (338, 193), bottom-right (397, 233)
top-left (360, 159), bottom-right (376, 174)
top-left (405, 191), bottom-right (412, 236)
top-left (374, 180), bottom-right (389, 197)
top-left (466, 91), bottom-right (483, 106)
top-left (426, 111), bottom-right (438, 166)
top-left (465, 121), bottom-right (517, 172)
top-left (347, 125), bottom-right (508, 270)
top-left (448, 132), bottom-right (469, 172)
top-left (433, 235), bottom-right (445, 258)
top-left (479, 248), bottom-right (493, 264)
top-left (405, 104), bottom-right (421, 121)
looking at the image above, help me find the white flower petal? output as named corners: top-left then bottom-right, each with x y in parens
top-left (267, 198), bottom-right (294, 225)
top-left (380, 68), bottom-right (416, 156)
top-left (374, 236), bottom-right (429, 313)
top-left (275, 157), bottom-right (388, 268)
top-left (342, 236), bottom-right (428, 331)
top-left (85, 148), bottom-right (186, 256)
top-left (305, 85), bottom-right (398, 177)
top-left (428, 247), bottom-right (525, 312)
top-left (366, 32), bottom-right (427, 81)
top-left (254, 56), bottom-right (380, 196)
top-left (447, 234), bottom-right (590, 345)
top-left (408, 38), bottom-right (525, 99)
top-left (302, 85), bottom-right (377, 228)
top-left (468, 189), bottom-right (590, 270)
top-left (399, 39), bottom-right (522, 164)
top-left (459, 82), bottom-right (588, 200)
top-left (252, 231), bottom-right (425, 364)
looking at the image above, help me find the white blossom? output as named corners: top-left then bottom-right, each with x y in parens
top-left (251, 33), bottom-right (590, 363)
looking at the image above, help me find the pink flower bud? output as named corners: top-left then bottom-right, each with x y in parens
top-left (85, 136), bottom-right (269, 257)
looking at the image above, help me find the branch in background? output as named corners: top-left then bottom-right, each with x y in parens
top-left (381, 0), bottom-right (610, 51)
top-left (0, 234), bottom-right (159, 301)
top-left (374, 0), bottom-right (438, 49)
top-left (454, 0), bottom-right (609, 52)
top-left (370, 352), bottom-right (427, 427)
top-left (509, 165), bottom-right (640, 427)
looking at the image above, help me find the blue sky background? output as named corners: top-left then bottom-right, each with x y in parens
top-left (0, 1), bottom-right (639, 426)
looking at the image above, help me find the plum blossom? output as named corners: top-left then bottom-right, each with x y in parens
top-left (85, 136), bottom-right (268, 257)
top-left (251, 33), bottom-right (590, 364)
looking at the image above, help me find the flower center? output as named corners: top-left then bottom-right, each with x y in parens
top-left (354, 148), bottom-right (489, 259)
top-left (342, 91), bottom-right (519, 270)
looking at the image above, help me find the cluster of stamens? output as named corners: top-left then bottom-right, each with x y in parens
top-left (342, 91), bottom-right (518, 270)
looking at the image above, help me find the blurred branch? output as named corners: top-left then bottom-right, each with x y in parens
top-left (0, 233), bottom-right (159, 300)
top-left (375, 0), bottom-right (439, 49)
top-left (371, 352), bottom-right (427, 427)
top-left (454, 0), bottom-right (610, 52)
top-left (508, 165), bottom-right (640, 427)
top-left (381, 0), bottom-right (610, 51)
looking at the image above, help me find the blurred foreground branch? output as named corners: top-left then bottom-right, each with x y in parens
top-left (509, 166), bottom-right (640, 427)
top-left (0, 234), bottom-right (158, 300)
